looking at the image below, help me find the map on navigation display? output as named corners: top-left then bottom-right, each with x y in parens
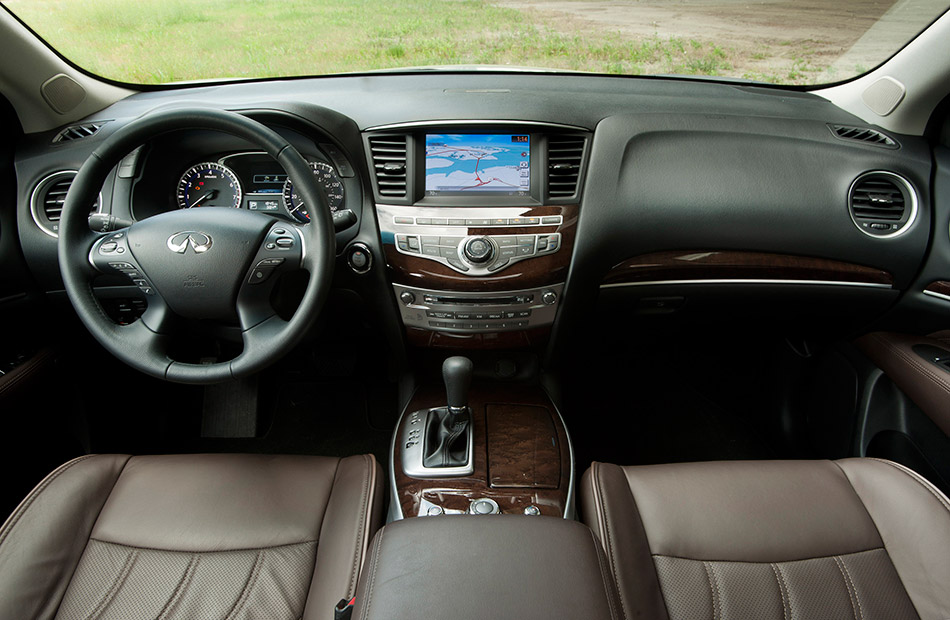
top-left (425, 134), bottom-right (530, 195)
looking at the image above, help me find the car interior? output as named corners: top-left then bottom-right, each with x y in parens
top-left (1, 1), bottom-right (950, 619)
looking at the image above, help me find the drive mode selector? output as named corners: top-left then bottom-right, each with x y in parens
top-left (463, 236), bottom-right (494, 264)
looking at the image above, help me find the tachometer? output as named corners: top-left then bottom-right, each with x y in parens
top-left (176, 162), bottom-right (242, 210)
top-left (282, 161), bottom-right (344, 223)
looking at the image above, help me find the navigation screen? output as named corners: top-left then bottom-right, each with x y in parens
top-left (425, 134), bottom-right (530, 196)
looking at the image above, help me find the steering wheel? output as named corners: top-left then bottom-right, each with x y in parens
top-left (58, 108), bottom-right (335, 384)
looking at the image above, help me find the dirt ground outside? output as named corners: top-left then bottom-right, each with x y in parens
top-left (495, 0), bottom-right (946, 84)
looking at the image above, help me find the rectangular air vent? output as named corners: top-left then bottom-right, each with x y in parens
top-left (369, 135), bottom-right (408, 199)
top-left (547, 135), bottom-right (586, 199)
top-left (53, 122), bottom-right (106, 143)
top-left (830, 125), bottom-right (898, 148)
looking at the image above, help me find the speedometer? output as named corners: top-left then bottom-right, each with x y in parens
top-left (176, 162), bottom-right (242, 210)
top-left (282, 161), bottom-right (344, 223)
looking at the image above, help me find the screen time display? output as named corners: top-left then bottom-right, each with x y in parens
top-left (425, 134), bottom-right (530, 195)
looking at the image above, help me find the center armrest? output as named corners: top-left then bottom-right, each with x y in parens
top-left (352, 515), bottom-right (622, 620)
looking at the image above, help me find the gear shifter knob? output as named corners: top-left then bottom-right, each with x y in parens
top-left (443, 356), bottom-right (473, 414)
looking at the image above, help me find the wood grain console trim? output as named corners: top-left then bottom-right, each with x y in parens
top-left (393, 383), bottom-right (570, 518)
top-left (924, 281), bottom-right (950, 300)
top-left (382, 205), bottom-right (577, 292)
top-left (602, 251), bottom-right (893, 286)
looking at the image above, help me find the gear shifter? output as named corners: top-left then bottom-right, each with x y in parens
top-left (423, 356), bottom-right (473, 469)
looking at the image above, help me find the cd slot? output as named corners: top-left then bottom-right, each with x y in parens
top-left (423, 294), bottom-right (534, 306)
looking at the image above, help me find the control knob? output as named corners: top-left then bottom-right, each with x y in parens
top-left (462, 236), bottom-right (494, 264)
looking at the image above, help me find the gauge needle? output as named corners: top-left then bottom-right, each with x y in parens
top-left (188, 190), bottom-right (218, 208)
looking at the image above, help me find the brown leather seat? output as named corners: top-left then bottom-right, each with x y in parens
top-left (0, 453), bottom-right (383, 620)
top-left (582, 458), bottom-right (950, 620)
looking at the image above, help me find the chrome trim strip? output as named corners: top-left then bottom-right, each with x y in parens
top-left (848, 170), bottom-right (919, 240)
top-left (543, 387), bottom-right (576, 520)
top-left (923, 289), bottom-right (950, 303)
top-left (387, 389), bottom-right (416, 523)
top-left (365, 119), bottom-right (589, 132)
top-left (599, 278), bottom-right (893, 290)
top-left (29, 170), bottom-right (103, 239)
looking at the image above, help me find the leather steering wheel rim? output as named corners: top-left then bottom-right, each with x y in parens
top-left (58, 108), bottom-right (336, 384)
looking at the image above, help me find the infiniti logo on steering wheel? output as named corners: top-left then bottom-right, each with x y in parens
top-left (167, 231), bottom-right (213, 254)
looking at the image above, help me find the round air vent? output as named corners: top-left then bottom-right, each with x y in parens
top-left (847, 171), bottom-right (917, 238)
top-left (30, 171), bottom-right (101, 238)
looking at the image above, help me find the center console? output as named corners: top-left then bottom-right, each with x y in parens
top-left (364, 123), bottom-right (589, 348)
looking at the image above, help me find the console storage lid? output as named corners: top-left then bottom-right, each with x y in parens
top-left (352, 515), bottom-right (622, 620)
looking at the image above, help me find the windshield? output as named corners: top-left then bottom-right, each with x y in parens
top-left (3, 0), bottom-right (948, 86)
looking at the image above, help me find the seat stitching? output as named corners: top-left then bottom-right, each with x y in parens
top-left (774, 564), bottom-right (792, 620)
top-left (157, 554), bottom-right (199, 620)
top-left (86, 548), bottom-right (138, 620)
top-left (347, 454), bottom-right (372, 598)
top-left (651, 548), bottom-right (884, 564)
top-left (87, 537), bottom-right (317, 554)
top-left (588, 527), bottom-right (625, 620)
top-left (224, 549), bottom-right (265, 620)
top-left (594, 463), bottom-right (631, 620)
top-left (838, 555), bottom-right (865, 620)
top-left (869, 458), bottom-right (950, 515)
top-left (770, 563), bottom-right (789, 620)
top-left (834, 556), bottom-right (860, 620)
top-left (0, 454), bottom-right (98, 549)
top-left (703, 561), bottom-right (721, 620)
top-left (361, 528), bottom-right (385, 620)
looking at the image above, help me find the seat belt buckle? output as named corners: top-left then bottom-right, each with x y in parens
top-left (335, 597), bottom-right (356, 620)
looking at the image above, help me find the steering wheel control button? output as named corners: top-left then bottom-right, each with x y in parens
top-left (463, 237), bottom-right (494, 263)
top-left (470, 498), bottom-right (500, 515)
top-left (275, 237), bottom-right (294, 248)
top-left (347, 243), bottom-right (373, 274)
top-left (100, 241), bottom-right (118, 253)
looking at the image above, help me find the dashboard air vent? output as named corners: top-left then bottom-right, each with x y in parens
top-left (53, 122), bottom-right (106, 143)
top-left (848, 171), bottom-right (916, 238)
top-left (830, 125), bottom-right (897, 148)
top-left (547, 135), bottom-right (586, 199)
top-left (30, 171), bottom-right (101, 237)
top-left (369, 135), bottom-right (408, 198)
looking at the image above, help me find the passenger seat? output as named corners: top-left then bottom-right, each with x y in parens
top-left (582, 459), bottom-right (950, 619)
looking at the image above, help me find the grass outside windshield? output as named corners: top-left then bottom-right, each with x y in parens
top-left (4, 0), bottom-right (949, 86)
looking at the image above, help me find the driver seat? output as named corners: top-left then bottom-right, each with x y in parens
top-left (0, 453), bottom-right (383, 620)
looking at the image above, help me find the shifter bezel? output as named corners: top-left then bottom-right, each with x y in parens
top-left (401, 407), bottom-right (475, 478)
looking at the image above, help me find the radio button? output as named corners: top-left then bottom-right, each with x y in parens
top-left (466, 219), bottom-right (491, 226)
top-left (492, 218), bottom-right (508, 226)
top-left (426, 310), bottom-right (455, 319)
top-left (430, 218), bottom-right (447, 225)
top-left (498, 247), bottom-right (518, 260)
top-left (496, 237), bottom-right (518, 247)
top-left (439, 247), bottom-right (458, 258)
top-left (455, 312), bottom-right (473, 320)
top-left (421, 236), bottom-right (440, 245)
top-left (440, 236), bottom-right (463, 246)
top-left (517, 236), bottom-right (535, 246)
top-left (525, 217), bottom-right (540, 225)
top-left (541, 216), bottom-right (561, 225)
top-left (517, 245), bottom-right (535, 256)
top-left (448, 219), bottom-right (467, 226)
top-left (509, 217), bottom-right (527, 225)
top-left (394, 216), bottom-right (413, 225)
top-left (415, 218), bottom-right (432, 225)
top-left (422, 246), bottom-right (440, 256)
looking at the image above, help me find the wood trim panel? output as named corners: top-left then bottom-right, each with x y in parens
top-left (924, 281), bottom-right (950, 299)
top-left (393, 383), bottom-right (571, 518)
top-left (382, 205), bottom-right (577, 292)
top-left (602, 251), bottom-right (893, 286)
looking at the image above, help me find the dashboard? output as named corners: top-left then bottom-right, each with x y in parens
top-left (10, 71), bottom-right (950, 358)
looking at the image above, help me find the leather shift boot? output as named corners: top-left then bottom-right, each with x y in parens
top-left (422, 407), bottom-right (470, 468)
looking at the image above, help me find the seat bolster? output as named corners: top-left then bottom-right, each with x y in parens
top-left (0, 454), bottom-right (131, 620)
top-left (837, 458), bottom-right (950, 619)
top-left (581, 461), bottom-right (671, 620)
top-left (304, 454), bottom-right (384, 620)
